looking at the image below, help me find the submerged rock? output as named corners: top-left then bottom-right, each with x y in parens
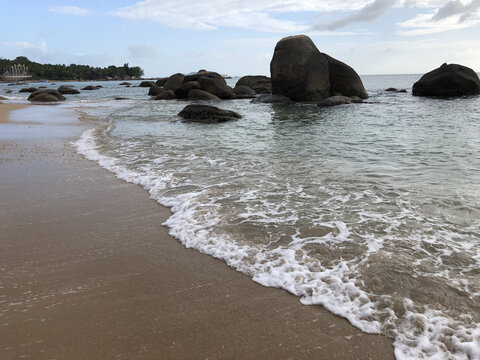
top-left (385, 88), bottom-right (407, 93)
top-left (318, 95), bottom-right (353, 107)
top-left (153, 90), bottom-right (176, 100)
top-left (178, 104), bottom-right (241, 123)
top-left (139, 81), bottom-right (155, 87)
top-left (412, 63), bottom-right (480, 97)
top-left (81, 85), bottom-right (101, 90)
top-left (57, 85), bottom-right (80, 94)
top-left (251, 94), bottom-right (293, 104)
top-left (19, 87), bottom-right (38, 93)
top-left (119, 82), bottom-right (131, 86)
top-left (28, 89), bottom-right (66, 102)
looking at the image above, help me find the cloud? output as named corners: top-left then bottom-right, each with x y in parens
top-left (49, 6), bottom-right (89, 16)
top-left (312, 0), bottom-right (397, 30)
top-left (432, 0), bottom-right (480, 22)
top-left (128, 44), bottom-right (160, 59)
top-left (112, 0), bottom-right (378, 32)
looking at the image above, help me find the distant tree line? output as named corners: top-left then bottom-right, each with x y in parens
top-left (0, 56), bottom-right (144, 80)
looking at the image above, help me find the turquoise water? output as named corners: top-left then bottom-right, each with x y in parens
top-left (3, 76), bottom-right (480, 359)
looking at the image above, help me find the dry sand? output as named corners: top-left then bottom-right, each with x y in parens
top-left (0, 103), bottom-right (395, 359)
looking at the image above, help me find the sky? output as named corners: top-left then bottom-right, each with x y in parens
top-left (1, 0), bottom-right (480, 77)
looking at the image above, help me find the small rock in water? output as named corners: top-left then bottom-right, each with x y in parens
top-left (178, 104), bottom-right (241, 123)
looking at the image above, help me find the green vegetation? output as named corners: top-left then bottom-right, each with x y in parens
top-left (0, 56), bottom-right (144, 80)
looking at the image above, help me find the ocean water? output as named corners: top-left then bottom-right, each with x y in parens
top-left (2, 76), bottom-right (480, 359)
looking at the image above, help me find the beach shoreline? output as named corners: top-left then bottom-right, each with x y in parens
top-left (0, 103), bottom-right (395, 359)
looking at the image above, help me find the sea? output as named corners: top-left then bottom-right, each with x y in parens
top-left (2, 75), bottom-right (480, 359)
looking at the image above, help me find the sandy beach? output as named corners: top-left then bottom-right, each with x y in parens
top-left (0, 102), bottom-right (395, 359)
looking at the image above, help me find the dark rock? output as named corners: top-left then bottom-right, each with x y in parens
top-left (350, 96), bottom-right (363, 103)
top-left (236, 76), bottom-right (272, 94)
top-left (317, 95), bottom-right (352, 107)
top-left (119, 82), bottom-right (131, 85)
top-left (153, 90), bottom-right (176, 100)
top-left (19, 87), bottom-right (38, 93)
top-left (139, 81), bottom-right (155, 87)
top-left (155, 78), bottom-right (167, 86)
top-left (270, 35), bottom-right (330, 101)
top-left (323, 54), bottom-right (368, 99)
top-left (184, 71), bottom-right (225, 84)
top-left (175, 81), bottom-right (201, 99)
top-left (251, 94), bottom-right (293, 104)
top-left (233, 85), bottom-right (256, 96)
top-left (39, 86), bottom-right (47, 89)
top-left (412, 63), bottom-right (480, 97)
top-left (187, 89), bottom-right (220, 101)
top-left (197, 77), bottom-right (235, 99)
top-left (81, 85), bottom-right (100, 90)
top-left (57, 85), bottom-right (80, 94)
top-left (115, 97), bottom-right (129, 100)
top-left (164, 73), bottom-right (185, 91)
top-left (148, 85), bottom-right (165, 96)
top-left (178, 104), bottom-right (241, 123)
top-left (6, 90), bottom-right (13, 93)
top-left (386, 88), bottom-right (407, 93)
top-left (27, 89), bottom-right (66, 102)
top-left (96, 85), bottom-right (103, 88)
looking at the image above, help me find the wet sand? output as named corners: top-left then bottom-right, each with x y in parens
top-left (0, 103), bottom-right (395, 359)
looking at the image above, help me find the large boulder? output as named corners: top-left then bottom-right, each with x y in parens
top-left (236, 76), bottom-right (272, 93)
top-left (412, 63), bottom-right (480, 97)
top-left (323, 54), bottom-right (368, 99)
top-left (187, 89), bottom-right (220, 101)
top-left (197, 77), bottom-right (235, 99)
top-left (270, 35), bottom-right (330, 101)
top-left (270, 34), bottom-right (367, 103)
top-left (164, 73), bottom-right (185, 91)
top-left (28, 89), bottom-right (66, 102)
top-left (57, 85), bottom-right (80, 94)
top-left (178, 104), bottom-right (241, 123)
top-left (81, 85), bottom-right (101, 90)
top-left (155, 78), bottom-right (167, 86)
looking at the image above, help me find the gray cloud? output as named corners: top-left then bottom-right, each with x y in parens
top-left (432, 0), bottom-right (480, 22)
top-left (312, 0), bottom-right (396, 31)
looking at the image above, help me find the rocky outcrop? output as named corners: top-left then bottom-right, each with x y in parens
top-left (183, 71), bottom-right (225, 83)
top-left (270, 35), bottom-right (330, 101)
top-left (57, 85), bottom-right (80, 94)
top-left (187, 89), bottom-right (220, 101)
top-left (270, 35), bottom-right (367, 103)
top-left (178, 104), bottom-right (241, 123)
top-left (119, 82), bottom-right (131, 86)
top-left (27, 89), bottom-right (66, 102)
top-left (236, 76), bottom-right (272, 94)
top-left (164, 73), bottom-right (185, 91)
top-left (412, 63), bottom-right (480, 97)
